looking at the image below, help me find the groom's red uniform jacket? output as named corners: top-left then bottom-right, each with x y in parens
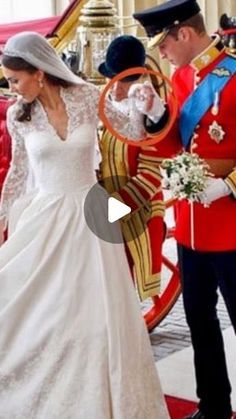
top-left (170, 44), bottom-right (236, 251)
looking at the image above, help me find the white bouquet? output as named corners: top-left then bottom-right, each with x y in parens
top-left (162, 152), bottom-right (212, 202)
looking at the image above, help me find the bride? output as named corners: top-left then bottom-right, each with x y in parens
top-left (0, 31), bottom-right (169, 419)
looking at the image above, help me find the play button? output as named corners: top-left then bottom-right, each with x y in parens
top-left (108, 197), bottom-right (131, 223)
top-left (84, 176), bottom-right (147, 244)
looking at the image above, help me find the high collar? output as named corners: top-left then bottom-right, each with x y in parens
top-left (190, 35), bottom-right (225, 72)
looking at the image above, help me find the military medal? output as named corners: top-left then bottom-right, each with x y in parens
top-left (211, 91), bottom-right (219, 116)
top-left (208, 120), bottom-right (225, 143)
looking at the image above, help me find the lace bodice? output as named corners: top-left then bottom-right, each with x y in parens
top-left (0, 84), bottom-right (146, 227)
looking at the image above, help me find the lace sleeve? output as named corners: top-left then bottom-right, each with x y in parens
top-left (104, 96), bottom-right (147, 140)
top-left (84, 83), bottom-right (146, 140)
top-left (0, 105), bottom-right (29, 228)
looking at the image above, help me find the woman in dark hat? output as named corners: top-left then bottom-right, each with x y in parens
top-left (98, 36), bottom-right (174, 352)
top-left (99, 34), bottom-right (166, 127)
top-left (98, 34), bottom-right (146, 81)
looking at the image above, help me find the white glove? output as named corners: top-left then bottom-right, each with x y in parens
top-left (198, 177), bottom-right (231, 206)
top-left (128, 81), bottom-right (165, 123)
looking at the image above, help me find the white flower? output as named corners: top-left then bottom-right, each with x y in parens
top-left (162, 152), bottom-right (212, 202)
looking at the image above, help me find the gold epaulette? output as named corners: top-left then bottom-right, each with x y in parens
top-left (225, 170), bottom-right (236, 198)
top-left (225, 47), bottom-right (236, 59)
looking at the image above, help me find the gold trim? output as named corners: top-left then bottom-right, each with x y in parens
top-left (147, 30), bottom-right (169, 50)
top-left (123, 182), bottom-right (147, 207)
top-left (151, 200), bottom-right (165, 217)
top-left (139, 170), bottom-right (162, 184)
top-left (139, 153), bottom-right (163, 164)
top-left (225, 170), bottom-right (236, 198)
top-left (123, 215), bottom-right (161, 300)
top-left (191, 35), bottom-right (225, 72)
top-left (49, 0), bottom-right (88, 52)
top-left (136, 174), bottom-right (157, 194)
top-left (100, 129), bottom-right (162, 300)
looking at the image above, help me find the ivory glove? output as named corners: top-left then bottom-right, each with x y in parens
top-left (128, 81), bottom-right (165, 123)
top-left (198, 177), bottom-right (231, 206)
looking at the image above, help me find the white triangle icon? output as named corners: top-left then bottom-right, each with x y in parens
top-left (108, 197), bottom-right (131, 223)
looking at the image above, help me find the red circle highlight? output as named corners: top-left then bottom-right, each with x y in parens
top-left (98, 66), bottom-right (178, 147)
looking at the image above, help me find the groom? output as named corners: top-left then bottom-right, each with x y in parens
top-left (133, 0), bottom-right (236, 418)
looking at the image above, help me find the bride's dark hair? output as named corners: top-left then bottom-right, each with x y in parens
top-left (1, 55), bottom-right (74, 122)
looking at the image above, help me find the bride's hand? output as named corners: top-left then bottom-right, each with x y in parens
top-left (128, 81), bottom-right (165, 121)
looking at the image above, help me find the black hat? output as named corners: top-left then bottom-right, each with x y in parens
top-left (133, 0), bottom-right (201, 49)
top-left (98, 35), bottom-right (146, 82)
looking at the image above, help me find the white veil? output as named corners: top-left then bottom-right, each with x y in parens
top-left (3, 31), bottom-right (84, 85)
top-left (1, 31), bottom-right (87, 231)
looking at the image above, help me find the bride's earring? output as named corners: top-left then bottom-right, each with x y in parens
top-left (38, 79), bottom-right (44, 88)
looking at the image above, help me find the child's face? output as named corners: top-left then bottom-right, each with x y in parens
top-left (110, 80), bottom-right (134, 101)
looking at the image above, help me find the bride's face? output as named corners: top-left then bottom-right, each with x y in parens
top-left (2, 66), bottom-right (43, 102)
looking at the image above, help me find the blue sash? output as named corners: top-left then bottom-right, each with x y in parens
top-left (179, 56), bottom-right (236, 149)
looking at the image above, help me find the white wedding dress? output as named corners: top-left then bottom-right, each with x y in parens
top-left (0, 84), bottom-right (169, 419)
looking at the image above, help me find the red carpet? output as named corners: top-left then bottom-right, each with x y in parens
top-left (165, 395), bottom-right (236, 419)
top-left (165, 395), bottom-right (198, 419)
